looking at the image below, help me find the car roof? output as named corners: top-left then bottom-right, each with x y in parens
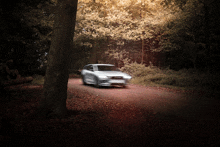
top-left (86, 64), bottom-right (114, 66)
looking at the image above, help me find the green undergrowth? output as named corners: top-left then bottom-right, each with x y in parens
top-left (121, 62), bottom-right (220, 91)
top-left (31, 75), bottom-right (45, 85)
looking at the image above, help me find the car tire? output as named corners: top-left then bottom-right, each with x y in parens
top-left (93, 76), bottom-right (100, 88)
top-left (122, 85), bottom-right (127, 88)
top-left (82, 75), bottom-right (87, 85)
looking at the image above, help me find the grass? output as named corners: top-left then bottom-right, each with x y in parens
top-left (121, 63), bottom-right (220, 91)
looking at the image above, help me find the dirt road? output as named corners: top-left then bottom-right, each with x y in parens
top-left (2, 79), bottom-right (219, 146)
top-left (65, 79), bottom-right (220, 146)
top-left (68, 78), bottom-right (220, 121)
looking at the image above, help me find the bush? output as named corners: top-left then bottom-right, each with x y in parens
top-left (120, 62), bottom-right (161, 77)
top-left (120, 62), bottom-right (220, 91)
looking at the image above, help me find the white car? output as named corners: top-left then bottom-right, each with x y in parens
top-left (81, 64), bottom-right (132, 87)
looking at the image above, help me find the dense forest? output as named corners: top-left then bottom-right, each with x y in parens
top-left (1, 0), bottom-right (220, 120)
top-left (1, 0), bottom-right (220, 76)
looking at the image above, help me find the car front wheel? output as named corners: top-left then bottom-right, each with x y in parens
top-left (122, 84), bottom-right (127, 88)
top-left (93, 76), bottom-right (100, 88)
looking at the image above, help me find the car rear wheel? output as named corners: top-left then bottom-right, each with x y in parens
top-left (82, 75), bottom-right (87, 85)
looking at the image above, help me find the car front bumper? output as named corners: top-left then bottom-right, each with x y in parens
top-left (99, 79), bottom-right (127, 86)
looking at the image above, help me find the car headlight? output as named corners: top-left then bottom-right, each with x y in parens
top-left (98, 75), bottom-right (108, 80)
top-left (124, 74), bottom-right (132, 80)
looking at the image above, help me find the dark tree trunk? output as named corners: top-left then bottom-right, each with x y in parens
top-left (38, 0), bottom-right (78, 118)
top-left (90, 40), bottom-right (97, 64)
top-left (204, 2), bottom-right (211, 71)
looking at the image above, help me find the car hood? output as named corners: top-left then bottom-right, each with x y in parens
top-left (95, 71), bottom-right (128, 77)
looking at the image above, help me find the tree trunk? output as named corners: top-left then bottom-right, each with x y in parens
top-left (38, 0), bottom-right (78, 118)
top-left (90, 40), bottom-right (97, 64)
top-left (204, 2), bottom-right (211, 71)
top-left (141, 35), bottom-right (144, 64)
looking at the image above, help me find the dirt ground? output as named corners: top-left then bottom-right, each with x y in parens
top-left (0, 79), bottom-right (220, 147)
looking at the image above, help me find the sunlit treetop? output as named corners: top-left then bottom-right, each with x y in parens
top-left (74, 0), bottom-right (181, 42)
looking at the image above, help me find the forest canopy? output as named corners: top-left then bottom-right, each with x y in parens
top-left (1, 0), bottom-right (219, 75)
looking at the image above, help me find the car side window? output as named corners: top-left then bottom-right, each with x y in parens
top-left (83, 65), bottom-right (88, 70)
top-left (88, 65), bottom-right (93, 71)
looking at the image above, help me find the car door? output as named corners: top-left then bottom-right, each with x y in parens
top-left (85, 65), bottom-right (95, 84)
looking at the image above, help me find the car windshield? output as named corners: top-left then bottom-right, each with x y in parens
top-left (97, 65), bottom-right (119, 71)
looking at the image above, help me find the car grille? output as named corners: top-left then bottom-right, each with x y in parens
top-left (110, 76), bottom-right (123, 79)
